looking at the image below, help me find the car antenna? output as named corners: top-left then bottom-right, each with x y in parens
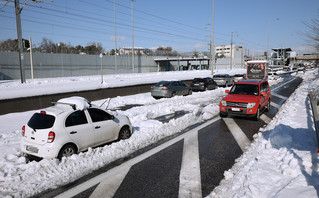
top-left (100, 98), bottom-right (111, 109)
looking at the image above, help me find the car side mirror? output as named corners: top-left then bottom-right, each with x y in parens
top-left (110, 115), bottom-right (115, 120)
top-left (261, 91), bottom-right (267, 96)
top-left (225, 90), bottom-right (230, 93)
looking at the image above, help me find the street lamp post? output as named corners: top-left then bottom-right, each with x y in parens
top-left (267, 18), bottom-right (279, 60)
top-left (210, 0), bottom-right (215, 75)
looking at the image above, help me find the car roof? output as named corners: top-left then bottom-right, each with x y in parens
top-left (235, 79), bottom-right (266, 85)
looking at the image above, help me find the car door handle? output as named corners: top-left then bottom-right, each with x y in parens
top-left (70, 131), bottom-right (77, 134)
top-left (95, 126), bottom-right (101, 129)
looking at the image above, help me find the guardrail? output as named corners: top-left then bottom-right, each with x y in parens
top-left (308, 89), bottom-right (319, 153)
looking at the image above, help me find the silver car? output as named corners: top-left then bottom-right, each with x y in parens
top-left (151, 81), bottom-right (192, 99)
top-left (213, 74), bottom-right (234, 87)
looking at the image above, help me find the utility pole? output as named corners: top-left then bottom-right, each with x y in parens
top-left (114, 0), bottom-right (117, 73)
top-left (210, 0), bottom-right (215, 75)
top-left (15, 0), bottom-right (25, 83)
top-left (131, 0), bottom-right (136, 73)
top-left (29, 35), bottom-right (34, 79)
top-left (230, 31), bottom-right (237, 70)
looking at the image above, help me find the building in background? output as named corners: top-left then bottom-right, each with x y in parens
top-left (119, 47), bottom-right (146, 55)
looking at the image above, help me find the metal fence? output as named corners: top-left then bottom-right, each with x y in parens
top-left (308, 88), bottom-right (319, 153)
top-left (0, 52), bottom-right (245, 80)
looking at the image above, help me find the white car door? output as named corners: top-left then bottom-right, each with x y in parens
top-left (87, 108), bottom-right (119, 146)
top-left (65, 110), bottom-right (95, 151)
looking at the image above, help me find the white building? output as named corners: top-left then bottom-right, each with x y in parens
top-left (215, 45), bottom-right (243, 58)
top-left (119, 47), bottom-right (146, 55)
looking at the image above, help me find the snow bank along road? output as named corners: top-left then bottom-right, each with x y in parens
top-left (35, 74), bottom-right (303, 198)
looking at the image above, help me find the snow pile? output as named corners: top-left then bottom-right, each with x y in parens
top-left (208, 70), bottom-right (319, 198)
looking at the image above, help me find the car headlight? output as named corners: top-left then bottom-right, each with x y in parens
top-left (247, 102), bottom-right (256, 108)
top-left (221, 100), bottom-right (227, 106)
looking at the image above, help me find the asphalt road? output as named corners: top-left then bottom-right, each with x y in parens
top-left (38, 74), bottom-right (303, 198)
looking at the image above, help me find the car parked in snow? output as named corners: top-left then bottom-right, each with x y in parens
top-left (21, 97), bottom-right (132, 159)
top-left (219, 79), bottom-right (271, 120)
top-left (268, 72), bottom-right (279, 80)
top-left (190, 77), bottom-right (218, 91)
top-left (151, 80), bottom-right (192, 99)
top-left (233, 74), bottom-right (246, 83)
top-left (213, 74), bottom-right (234, 87)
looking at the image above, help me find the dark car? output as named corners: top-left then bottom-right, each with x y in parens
top-left (151, 81), bottom-right (192, 99)
top-left (190, 77), bottom-right (218, 91)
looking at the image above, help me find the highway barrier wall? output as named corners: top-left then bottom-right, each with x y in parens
top-left (0, 80), bottom-right (192, 115)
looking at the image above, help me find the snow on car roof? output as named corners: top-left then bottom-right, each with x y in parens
top-left (56, 96), bottom-right (91, 110)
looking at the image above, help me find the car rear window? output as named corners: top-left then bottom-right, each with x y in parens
top-left (193, 78), bottom-right (205, 83)
top-left (28, 113), bottom-right (55, 130)
top-left (154, 81), bottom-right (170, 87)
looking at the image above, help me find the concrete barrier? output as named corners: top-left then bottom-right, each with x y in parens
top-left (0, 80), bottom-right (192, 115)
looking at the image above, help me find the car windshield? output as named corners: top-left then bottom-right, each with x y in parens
top-left (229, 84), bottom-right (259, 96)
top-left (234, 74), bottom-right (244, 77)
top-left (154, 81), bottom-right (170, 87)
top-left (28, 113), bottom-right (55, 130)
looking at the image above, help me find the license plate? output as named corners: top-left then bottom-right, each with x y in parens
top-left (231, 108), bottom-right (240, 111)
top-left (26, 145), bottom-right (39, 153)
top-left (194, 83), bottom-right (199, 86)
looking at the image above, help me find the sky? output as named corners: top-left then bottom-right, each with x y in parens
top-left (0, 69), bottom-right (319, 197)
top-left (0, 0), bottom-right (318, 54)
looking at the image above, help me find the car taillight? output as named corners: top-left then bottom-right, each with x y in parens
top-left (47, 131), bottom-right (55, 143)
top-left (161, 87), bottom-right (169, 90)
top-left (22, 125), bottom-right (25, 136)
top-left (40, 111), bottom-right (46, 114)
top-left (200, 82), bottom-right (205, 85)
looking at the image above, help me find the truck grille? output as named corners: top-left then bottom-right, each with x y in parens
top-left (226, 101), bottom-right (247, 108)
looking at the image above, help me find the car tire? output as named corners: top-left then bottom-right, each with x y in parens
top-left (171, 92), bottom-right (176, 97)
top-left (204, 86), bottom-right (208, 91)
top-left (58, 144), bottom-right (77, 160)
top-left (266, 99), bottom-right (270, 111)
top-left (188, 89), bottom-right (192, 95)
top-left (225, 82), bottom-right (228, 87)
top-left (118, 126), bottom-right (131, 140)
top-left (254, 107), bottom-right (260, 121)
top-left (220, 112), bottom-right (227, 118)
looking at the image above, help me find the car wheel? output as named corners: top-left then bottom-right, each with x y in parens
top-left (266, 100), bottom-right (270, 111)
top-left (220, 112), bottom-right (227, 118)
top-left (118, 126), bottom-right (131, 140)
top-left (225, 82), bottom-right (228, 87)
top-left (204, 86), bottom-right (208, 91)
top-left (188, 89), bottom-right (192, 95)
top-left (58, 144), bottom-right (76, 160)
top-left (254, 107), bottom-right (260, 121)
top-left (171, 92), bottom-right (176, 97)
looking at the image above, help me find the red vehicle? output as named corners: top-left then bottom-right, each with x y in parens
top-left (219, 79), bottom-right (271, 120)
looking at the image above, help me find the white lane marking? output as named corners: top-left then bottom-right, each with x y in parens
top-left (178, 132), bottom-right (202, 198)
top-left (54, 116), bottom-right (221, 198)
top-left (260, 114), bottom-right (271, 124)
top-left (223, 118), bottom-right (251, 152)
top-left (272, 93), bottom-right (288, 100)
top-left (271, 77), bottom-right (296, 92)
top-left (271, 101), bottom-right (281, 109)
top-left (89, 167), bottom-right (130, 198)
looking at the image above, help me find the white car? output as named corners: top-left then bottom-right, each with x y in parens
top-left (268, 72), bottom-right (279, 80)
top-left (21, 97), bottom-right (132, 159)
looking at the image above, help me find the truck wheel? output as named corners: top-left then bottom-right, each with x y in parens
top-left (254, 107), bottom-right (260, 121)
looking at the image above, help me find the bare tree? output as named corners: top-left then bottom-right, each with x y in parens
top-left (303, 12), bottom-right (319, 52)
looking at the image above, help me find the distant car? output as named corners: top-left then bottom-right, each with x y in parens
top-left (219, 79), bottom-right (271, 120)
top-left (21, 97), bottom-right (132, 159)
top-left (213, 74), bottom-right (234, 87)
top-left (151, 80), bottom-right (192, 99)
top-left (268, 72), bottom-right (279, 80)
top-left (190, 77), bottom-right (218, 91)
top-left (233, 74), bottom-right (246, 83)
